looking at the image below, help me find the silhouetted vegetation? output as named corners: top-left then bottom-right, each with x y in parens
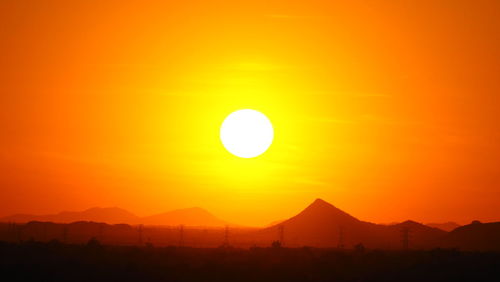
top-left (0, 240), bottom-right (498, 282)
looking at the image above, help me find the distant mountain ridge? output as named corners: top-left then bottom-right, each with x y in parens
top-left (425, 222), bottom-right (461, 232)
top-left (1, 207), bottom-right (139, 225)
top-left (141, 207), bottom-right (227, 226)
top-left (0, 206), bottom-right (227, 227)
top-left (259, 198), bottom-right (447, 249)
top-left (1, 198), bottom-right (499, 250)
top-left (440, 221), bottom-right (500, 251)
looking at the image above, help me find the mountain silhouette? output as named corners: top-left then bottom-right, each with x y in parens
top-left (387, 220), bottom-right (447, 249)
top-left (260, 198), bottom-right (446, 249)
top-left (425, 222), bottom-right (461, 232)
top-left (0, 207), bottom-right (139, 224)
top-left (141, 207), bottom-right (227, 227)
top-left (1, 206), bottom-right (227, 227)
top-left (441, 221), bottom-right (500, 251)
top-left (2, 199), bottom-right (499, 250)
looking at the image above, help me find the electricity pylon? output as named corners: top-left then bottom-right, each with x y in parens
top-left (401, 227), bottom-right (410, 250)
top-left (278, 225), bottom-right (285, 247)
top-left (337, 226), bottom-right (345, 249)
top-left (179, 225), bottom-right (184, 247)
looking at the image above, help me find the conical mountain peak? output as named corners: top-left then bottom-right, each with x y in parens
top-left (302, 198), bottom-right (354, 217)
top-left (277, 198), bottom-right (361, 230)
top-left (309, 198), bottom-right (334, 208)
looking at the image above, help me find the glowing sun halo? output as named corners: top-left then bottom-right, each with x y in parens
top-left (220, 109), bottom-right (274, 158)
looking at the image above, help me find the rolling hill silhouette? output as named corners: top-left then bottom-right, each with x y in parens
top-left (441, 221), bottom-right (500, 251)
top-left (141, 207), bottom-right (227, 226)
top-left (425, 222), bottom-right (461, 232)
top-left (260, 198), bottom-right (446, 249)
top-left (0, 207), bottom-right (139, 224)
top-left (387, 220), bottom-right (447, 249)
top-left (1, 198), bottom-right (499, 250)
top-left (1, 207), bottom-right (227, 227)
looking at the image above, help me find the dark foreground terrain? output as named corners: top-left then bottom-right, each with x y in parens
top-left (1, 240), bottom-right (499, 282)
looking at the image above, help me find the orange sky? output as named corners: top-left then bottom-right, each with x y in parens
top-left (1, 0), bottom-right (499, 226)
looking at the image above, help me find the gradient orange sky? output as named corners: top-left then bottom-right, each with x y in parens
top-left (1, 0), bottom-right (499, 226)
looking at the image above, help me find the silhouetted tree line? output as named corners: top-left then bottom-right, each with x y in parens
top-left (0, 239), bottom-right (498, 282)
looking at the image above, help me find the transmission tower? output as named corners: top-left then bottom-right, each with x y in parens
top-left (278, 224), bottom-right (285, 246)
top-left (138, 224), bottom-right (144, 245)
top-left (8, 223), bottom-right (16, 242)
top-left (16, 224), bottom-right (22, 242)
top-left (99, 224), bottom-right (105, 243)
top-left (42, 223), bottom-right (47, 242)
top-left (337, 226), bottom-right (345, 249)
top-left (179, 225), bottom-right (184, 247)
top-left (223, 225), bottom-right (230, 247)
top-left (62, 226), bottom-right (68, 243)
top-left (203, 228), bottom-right (208, 247)
top-left (401, 227), bottom-right (410, 250)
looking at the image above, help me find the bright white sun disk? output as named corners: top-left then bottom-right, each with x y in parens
top-left (220, 109), bottom-right (274, 158)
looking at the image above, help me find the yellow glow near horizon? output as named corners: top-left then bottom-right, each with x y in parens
top-left (220, 109), bottom-right (274, 158)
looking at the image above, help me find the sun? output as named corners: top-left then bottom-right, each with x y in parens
top-left (220, 109), bottom-right (274, 158)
